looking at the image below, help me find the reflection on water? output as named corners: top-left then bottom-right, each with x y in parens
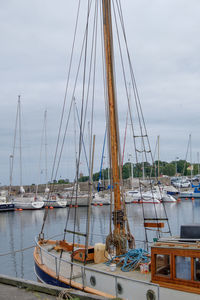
top-left (0, 199), bottom-right (200, 280)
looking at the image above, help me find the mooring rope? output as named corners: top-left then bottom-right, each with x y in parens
top-left (57, 289), bottom-right (74, 300)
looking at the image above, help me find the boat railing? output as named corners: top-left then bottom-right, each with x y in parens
top-left (35, 238), bottom-right (160, 299)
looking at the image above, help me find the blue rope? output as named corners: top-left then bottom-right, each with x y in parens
top-left (105, 248), bottom-right (150, 272)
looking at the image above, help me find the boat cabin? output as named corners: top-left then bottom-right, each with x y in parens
top-left (151, 225), bottom-right (200, 294)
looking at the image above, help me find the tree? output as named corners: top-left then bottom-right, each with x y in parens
top-left (163, 163), bottom-right (176, 176)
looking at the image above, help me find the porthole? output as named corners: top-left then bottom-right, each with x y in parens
top-left (90, 276), bottom-right (96, 286)
top-left (146, 289), bottom-right (156, 300)
top-left (117, 283), bottom-right (123, 295)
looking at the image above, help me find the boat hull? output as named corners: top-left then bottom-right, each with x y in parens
top-left (179, 192), bottom-right (200, 198)
top-left (34, 262), bottom-right (70, 288)
top-left (34, 246), bottom-right (115, 298)
top-left (66, 196), bottom-right (90, 207)
top-left (14, 201), bottom-right (44, 210)
top-left (43, 200), bottom-right (67, 208)
top-left (34, 240), bottom-right (200, 300)
top-left (34, 240), bottom-right (160, 299)
top-left (0, 203), bottom-right (15, 211)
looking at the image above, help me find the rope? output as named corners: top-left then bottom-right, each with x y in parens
top-left (0, 245), bottom-right (35, 257)
top-left (0, 233), bottom-right (65, 257)
top-left (57, 289), bottom-right (74, 300)
top-left (105, 248), bottom-right (150, 272)
top-left (50, 0), bottom-right (81, 183)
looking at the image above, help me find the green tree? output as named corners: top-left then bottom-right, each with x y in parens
top-left (163, 163), bottom-right (176, 176)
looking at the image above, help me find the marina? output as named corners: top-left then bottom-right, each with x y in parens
top-left (1, 1), bottom-right (200, 299)
top-left (0, 200), bottom-right (199, 284)
top-left (0, 274), bottom-right (104, 300)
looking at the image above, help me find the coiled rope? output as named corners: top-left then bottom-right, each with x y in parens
top-left (105, 248), bottom-right (150, 272)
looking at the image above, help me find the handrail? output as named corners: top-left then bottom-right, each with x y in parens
top-left (35, 237), bottom-right (159, 289)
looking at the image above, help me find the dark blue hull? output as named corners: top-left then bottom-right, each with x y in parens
top-left (167, 191), bottom-right (178, 196)
top-left (34, 262), bottom-right (71, 288)
top-left (0, 203), bottom-right (15, 212)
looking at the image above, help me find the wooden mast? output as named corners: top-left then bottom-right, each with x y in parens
top-left (102, 0), bottom-right (126, 253)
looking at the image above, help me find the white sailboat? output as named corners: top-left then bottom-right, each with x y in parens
top-left (11, 97), bottom-right (44, 210)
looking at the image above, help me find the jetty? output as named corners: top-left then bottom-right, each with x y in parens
top-left (0, 274), bottom-right (112, 300)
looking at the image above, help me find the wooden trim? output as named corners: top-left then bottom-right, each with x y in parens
top-left (144, 222), bottom-right (164, 228)
top-left (152, 246), bottom-right (200, 257)
top-left (171, 253), bottom-right (174, 279)
top-left (151, 246), bottom-right (200, 290)
top-left (191, 257), bottom-right (194, 281)
top-left (154, 242), bottom-right (200, 249)
top-left (152, 279), bottom-right (200, 295)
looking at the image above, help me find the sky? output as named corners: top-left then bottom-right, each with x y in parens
top-left (0, 0), bottom-right (200, 186)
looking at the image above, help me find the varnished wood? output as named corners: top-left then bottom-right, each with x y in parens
top-left (144, 222), bottom-right (164, 228)
top-left (102, 0), bottom-right (121, 218)
top-left (191, 257), bottom-right (194, 281)
top-left (152, 279), bottom-right (200, 295)
top-left (151, 245), bottom-right (200, 291)
top-left (72, 248), bottom-right (94, 262)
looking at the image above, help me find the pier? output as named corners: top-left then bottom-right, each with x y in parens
top-left (0, 274), bottom-right (111, 300)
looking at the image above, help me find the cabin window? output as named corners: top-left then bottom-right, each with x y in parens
top-left (194, 258), bottom-right (200, 281)
top-left (155, 254), bottom-right (170, 277)
top-left (175, 256), bottom-right (191, 280)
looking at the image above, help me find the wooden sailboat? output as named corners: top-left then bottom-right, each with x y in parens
top-left (34, 1), bottom-right (200, 298)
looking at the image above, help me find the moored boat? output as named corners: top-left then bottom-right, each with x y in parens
top-left (0, 190), bottom-right (15, 212)
top-left (14, 195), bottom-right (44, 210)
top-left (179, 184), bottom-right (200, 198)
top-left (125, 190), bottom-right (161, 203)
top-left (43, 195), bottom-right (67, 208)
top-left (33, 1), bottom-right (196, 299)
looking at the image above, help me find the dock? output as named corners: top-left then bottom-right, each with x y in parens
top-left (0, 274), bottom-right (113, 300)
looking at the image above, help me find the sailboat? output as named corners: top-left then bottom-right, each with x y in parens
top-left (36, 110), bottom-right (67, 208)
top-left (34, 1), bottom-right (200, 299)
top-left (0, 190), bottom-right (15, 212)
top-left (11, 97), bottom-right (44, 210)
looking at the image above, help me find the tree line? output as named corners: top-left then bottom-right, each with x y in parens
top-left (78, 159), bottom-right (198, 182)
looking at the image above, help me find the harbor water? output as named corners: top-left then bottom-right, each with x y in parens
top-left (0, 199), bottom-right (200, 281)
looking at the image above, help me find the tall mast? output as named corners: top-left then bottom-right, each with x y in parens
top-left (102, 0), bottom-right (125, 245)
top-left (189, 134), bottom-right (193, 178)
top-left (158, 135), bottom-right (160, 178)
top-left (44, 110), bottom-right (48, 187)
top-left (18, 95), bottom-right (22, 187)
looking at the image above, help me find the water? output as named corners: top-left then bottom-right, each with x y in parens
top-left (0, 199), bottom-right (199, 281)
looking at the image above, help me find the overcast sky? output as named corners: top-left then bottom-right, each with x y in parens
top-left (0, 0), bottom-right (200, 186)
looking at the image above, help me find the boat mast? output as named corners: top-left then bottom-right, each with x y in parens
top-left (102, 0), bottom-right (125, 252)
top-left (18, 96), bottom-right (22, 188)
top-left (189, 134), bottom-right (193, 178)
top-left (158, 135), bottom-right (160, 178)
top-left (44, 110), bottom-right (48, 188)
